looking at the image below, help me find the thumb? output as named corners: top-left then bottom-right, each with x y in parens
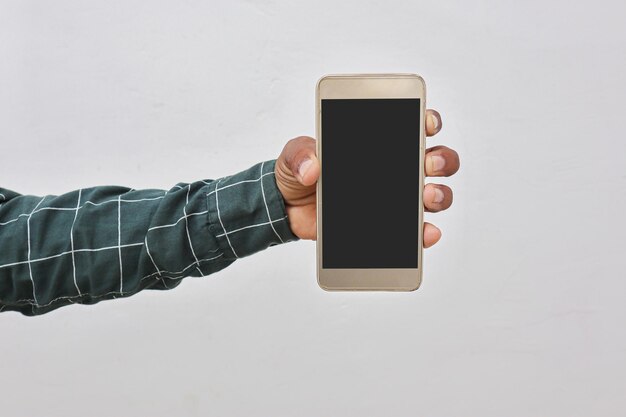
top-left (294, 155), bottom-right (319, 186)
top-left (282, 136), bottom-right (320, 187)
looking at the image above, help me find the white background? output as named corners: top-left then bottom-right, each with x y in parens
top-left (1, 1), bottom-right (625, 416)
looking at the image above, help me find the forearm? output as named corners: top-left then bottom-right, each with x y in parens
top-left (0, 159), bottom-right (298, 316)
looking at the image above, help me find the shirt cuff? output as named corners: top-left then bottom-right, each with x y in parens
top-left (206, 159), bottom-right (300, 260)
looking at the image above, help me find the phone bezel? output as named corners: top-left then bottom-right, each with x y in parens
top-left (316, 73), bottom-right (426, 291)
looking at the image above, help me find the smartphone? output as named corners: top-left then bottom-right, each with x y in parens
top-left (316, 73), bottom-right (426, 291)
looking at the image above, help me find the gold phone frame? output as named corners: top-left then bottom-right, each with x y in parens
top-left (316, 73), bottom-right (426, 291)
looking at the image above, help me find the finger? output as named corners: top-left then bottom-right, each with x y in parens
top-left (426, 109), bottom-right (442, 137)
top-left (425, 145), bottom-right (460, 177)
top-left (423, 183), bottom-right (453, 213)
top-left (281, 136), bottom-right (320, 186)
top-left (423, 222), bottom-right (442, 248)
top-left (285, 204), bottom-right (317, 240)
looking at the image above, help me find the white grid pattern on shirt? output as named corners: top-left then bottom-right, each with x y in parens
top-left (27, 197), bottom-right (47, 305)
top-left (0, 164), bottom-right (291, 311)
top-left (205, 172), bottom-right (273, 197)
top-left (0, 189), bottom-right (208, 308)
top-left (209, 166), bottom-right (291, 258)
top-left (184, 185), bottom-right (203, 276)
top-left (209, 169), bottom-right (289, 239)
top-left (0, 195), bottom-right (167, 227)
top-left (260, 161), bottom-right (284, 244)
top-left (214, 178), bottom-right (239, 258)
top-left (70, 189), bottom-right (83, 296)
top-left (117, 195), bottom-right (123, 293)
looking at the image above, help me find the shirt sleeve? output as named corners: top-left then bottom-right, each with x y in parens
top-left (0, 159), bottom-right (299, 316)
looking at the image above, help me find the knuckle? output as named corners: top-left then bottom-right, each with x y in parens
top-left (286, 136), bottom-right (316, 154)
top-left (292, 135), bottom-right (315, 145)
top-left (286, 137), bottom-right (300, 147)
top-left (283, 136), bottom-right (317, 171)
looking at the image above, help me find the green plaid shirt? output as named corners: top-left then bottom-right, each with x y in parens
top-left (0, 159), bottom-right (299, 316)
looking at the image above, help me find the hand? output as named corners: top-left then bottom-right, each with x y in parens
top-left (274, 109), bottom-right (459, 247)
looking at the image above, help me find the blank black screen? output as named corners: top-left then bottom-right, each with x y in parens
top-left (321, 98), bottom-right (420, 269)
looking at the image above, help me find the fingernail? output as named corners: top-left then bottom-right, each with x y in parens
top-left (431, 155), bottom-right (445, 172)
top-left (433, 188), bottom-right (444, 204)
top-left (431, 113), bottom-right (439, 131)
top-left (298, 158), bottom-right (313, 180)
